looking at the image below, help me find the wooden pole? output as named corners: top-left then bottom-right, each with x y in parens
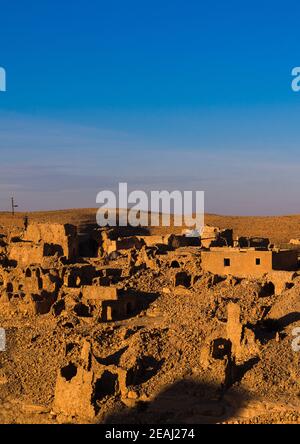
top-left (11, 197), bottom-right (18, 216)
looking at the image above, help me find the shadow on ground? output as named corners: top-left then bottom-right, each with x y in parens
top-left (102, 379), bottom-right (253, 424)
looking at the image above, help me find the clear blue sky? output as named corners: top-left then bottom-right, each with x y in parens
top-left (1, 0), bottom-right (300, 214)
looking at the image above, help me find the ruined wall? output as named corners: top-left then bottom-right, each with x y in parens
top-left (0, 265), bottom-right (60, 314)
top-left (102, 236), bottom-right (143, 255)
top-left (137, 235), bottom-right (171, 247)
top-left (81, 286), bottom-right (138, 321)
top-left (201, 226), bottom-right (233, 248)
top-left (168, 235), bottom-right (200, 249)
top-left (102, 294), bottom-right (137, 321)
top-left (9, 243), bottom-right (44, 266)
top-left (23, 223), bottom-right (78, 260)
top-left (266, 271), bottom-right (296, 295)
top-left (63, 265), bottom-right (97, 287)
top-left (238, 237), bottom-right (270, 249)
top-left (82, 286), bottom-right (120, 302)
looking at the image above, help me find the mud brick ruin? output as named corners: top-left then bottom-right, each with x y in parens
top-left (201, 247), bottom-right (298, 277)
top-left (1, 218), bottom-right (300, 424)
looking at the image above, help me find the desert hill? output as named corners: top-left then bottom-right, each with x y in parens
top-left (1, 208), bottom-right (300, 244)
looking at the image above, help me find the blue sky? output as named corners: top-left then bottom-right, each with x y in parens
top-left (0, 0), bottom-right (300, 214)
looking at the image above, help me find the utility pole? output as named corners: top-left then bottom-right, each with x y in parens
top-left (11, 197), bottom-right (18, 216)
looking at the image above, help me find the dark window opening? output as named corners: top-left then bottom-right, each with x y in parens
top-left (256, 258), bottom-right (261, 265)
top-left (61, 362), bottom-right (77, 381)
top-left (259, 281), bottom-right (275, 297)
top-left (92, 371), bottom-right (118, 408)
top-left (170, 260), bottom-right (180, 268)
top-left (211, 338), bottom-right (232, 360)
top-left (6, 283), bottom-right (13, 293)
top-left (224, 258), bottom-right (230, 267)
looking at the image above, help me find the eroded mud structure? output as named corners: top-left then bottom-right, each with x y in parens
top-left (1, 218), bottom-right (300, 424)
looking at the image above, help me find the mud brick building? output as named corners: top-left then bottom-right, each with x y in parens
top-left (201, 247), bottom-right (298, 277)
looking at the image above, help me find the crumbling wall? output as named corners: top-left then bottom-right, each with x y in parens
top-left (81, 286), bottom-right (138, 321)
top-left (226, 302), bottom-right (259, 364)
top-left (201, 226), bottom-right (233, 248)
top-left (102, 237), bottom-right (144, 255)
top-left (9, 242), bottom-right (44, 267)
top-left (23, 223), bottom-right (78, 260)
top-left (137, 235), bottom-right (171, 247)
top-left (0, 266), bottom-right (60, 314)
top-left (200, 302), bottom-right (260, 388)
top-left (168, 235), bottom-right (200, 249)
top-left (53, 341), bottom-right (128, 420)
top-left (238, 237), bottom-right (270, 249)
top-left (265, 271), bottom-right (296, 295)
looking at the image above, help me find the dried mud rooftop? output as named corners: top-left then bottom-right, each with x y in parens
top-left (1, 209), bottom-right (300, 424)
